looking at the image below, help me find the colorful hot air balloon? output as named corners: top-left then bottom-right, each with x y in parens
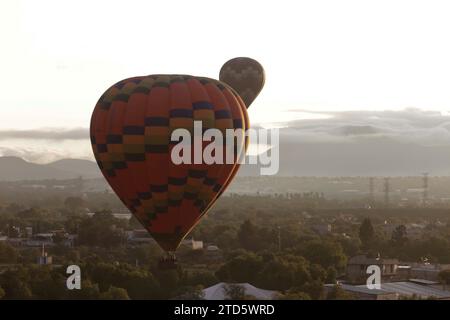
top-left (90, 74), bottom-right (249, 254)
top-left (219, 57), bottom-right (265, 108)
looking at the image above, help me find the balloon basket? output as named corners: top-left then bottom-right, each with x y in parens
top-left (158, 253), bottom-right (178, 270)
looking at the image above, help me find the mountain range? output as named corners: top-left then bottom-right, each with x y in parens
top-left (3, 109), bottom-right (450, 179)
top-left (0, 157), bottom-right (101, 181)
top-left (3, 138), bottom-right (450, 182)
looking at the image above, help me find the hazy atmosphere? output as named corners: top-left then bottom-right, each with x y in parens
top-left (2, 108), bottom-right (450, 177)
top-left (2, 0), bottom-right (450, 305)
top-left (2, 0), bottom-right (450, 171)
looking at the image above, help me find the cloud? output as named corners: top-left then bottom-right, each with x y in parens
top-left (0, 128), bottom-right (89, 140)
top-left (2, 108), bottom-right (450, 176)
top-left (0, 142), bottom-right (94, 164)
top-left (280, 108), bottom-right (450, 147)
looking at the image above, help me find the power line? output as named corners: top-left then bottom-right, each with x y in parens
top-left (384, 177), bottom-right (390, 208)
top-left (422, 172), bottom-right (429, 206)
top-left (369, 177), bottom-right (375, 205)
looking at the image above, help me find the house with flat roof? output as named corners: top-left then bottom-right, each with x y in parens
top-left (324, 284), bottom-right (397, 300)
top-left (202, 282), bottom-right (278, 300)
top-left (347, 255), bottom-right (399, 284)
top-left (328, 281), bottom-right (450, 300)
top-left (370, 281), bottom-right (450, 300)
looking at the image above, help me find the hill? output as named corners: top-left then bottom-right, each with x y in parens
top-left (0, 156), bottom-right (101, 181)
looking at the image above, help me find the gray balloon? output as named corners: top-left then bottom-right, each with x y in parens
top-left (219, 57), bottom-right (265, 108)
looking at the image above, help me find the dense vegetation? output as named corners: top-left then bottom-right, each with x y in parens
top-left (0, 187), bottom-right (450, 299)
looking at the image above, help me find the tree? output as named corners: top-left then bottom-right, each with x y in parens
top-left (297, 240), bottom-right (347, 270)
top-left (255, 255), bottom-right (311, 290)
top-left (64, 197), bottom-right (85, 212)
top-left (325, 267), bottom-right (337, 284)
top-left (391, 225), bottom-right (408, 246)
top-left (17, 207), bottom-right (44, 220)
top-left (216, 252), bottom-right (263, 283)
top-left (237, 220), bottom-right (260, 251)
top-left (0, 242), bottom-right (18, 263)
top-left (99, 286), bottom-right (130, 300)
top-left (86, 262), bottom-right (160, 299)
top-left (309, 264), bottom-right (327, 281)
top-left (277, 290), bottom-right (311, 300)
top-left (297, 280), bottom-right (325, 300)
top-left (77, 211), bottom-right (124, 247)
top-left (66, 280), bottom-right (101, 299)
top-left (326, 285), bottom-right (355, 300)
top-left (174, 285), bottom-right (205, 300)
top-left (438, 270), bottom-right (450, 290)
top-left (224, 284), bottom-right (253, 300)
top-left (125, 271), bottom-right (161, 299)
top-left (359, 218), bottom-right (375, 248)
top-left (256, 259), bottom-right (297, 291)
top-left (185, 271), bottom-right (218, 288)
top-left (26, 266), bottom-right (66, 299)
top-left (0, 275), bottom-right (32, 299)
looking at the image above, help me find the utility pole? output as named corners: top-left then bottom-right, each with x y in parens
top-left (422, 173), bottom-right (429, 207)
top-left (277, 226), bottom-right (281, 252)
top-left (384, 177), bottom-right (390, 208)
top-left (369, 177), bottom-right (375, 206)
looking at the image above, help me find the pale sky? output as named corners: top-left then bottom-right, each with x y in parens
top-left (2, 0), bottom-right (450, 163)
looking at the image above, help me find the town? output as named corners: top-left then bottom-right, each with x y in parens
top-left (1, 176), bottom-right (450, 300)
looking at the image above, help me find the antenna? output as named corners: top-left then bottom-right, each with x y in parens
top-left (369, 177), bottom-right (375, 206)
top-left (384, 177), bottom-right (390, 208)
top-left (422, 172), bottom-right (429, 206)
top-left (277, 226), bottom-right (281, 252)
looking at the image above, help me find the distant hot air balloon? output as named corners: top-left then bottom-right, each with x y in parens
top-left (219, 57), bottom-right (265, 108)
top-left (212, 58), bottom-right (265, 208)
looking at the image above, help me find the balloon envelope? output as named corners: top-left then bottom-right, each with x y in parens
top-left (219, 57), bottom-right (265, 108)
top-left (90, 75), bottom-right (249, 251)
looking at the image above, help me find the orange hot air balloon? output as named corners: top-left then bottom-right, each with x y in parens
top-left (219, 57), bottom-right (265, 108)
top-left (90, 74), bottom-right (250, 253)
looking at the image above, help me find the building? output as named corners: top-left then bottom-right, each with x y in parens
top-left (26, 233), bottom-right (54, 247)
top-left (202, 283), bottom-right (278, 300)
top-left (181, 238), bottom-right (203, 250)
top-left (405, 223), bottom-right (427, 240)
top-left (326, 281), bottom-right (450, 300)
top-left (25, 227), bottom-right (33, 237)
top-left (127, 229), bottom-right (156, 245)
top-left (346, 255), bottom-right (399, 284)
top-left (312, 224), bottom-right (332, 236)
top-left (324, 284), bottom-right (397, 300)
top-left (5, 238), bottom-right (25, 247)
top-left (369, 281), bottom-right (450, 300)
top-left (407, 263), bottom-right (450, 281)
top-left (37, 245), bottom-right (53, 265)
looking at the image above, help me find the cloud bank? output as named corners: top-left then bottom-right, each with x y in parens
top-left (279, 108), bottom-right (450, 147)
top-left (3, 109), bottom-right (450, 176)
top-left (0, 128), bottom-right (89, 140)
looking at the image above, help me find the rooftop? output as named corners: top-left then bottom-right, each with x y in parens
top-left (357, 282), bottom-right (450, 299)
top-left (202, 283), bottom-right (277, 300)
top-left (324, 284), bottom-right (391, 296)
top-left (409, 279), bottom-right (440, 285)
